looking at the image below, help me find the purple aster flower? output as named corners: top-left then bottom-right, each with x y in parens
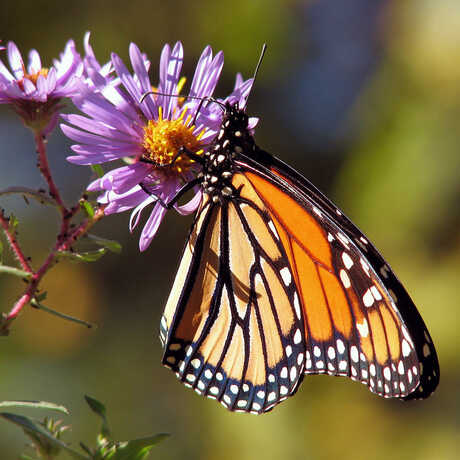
top-left (0, 39), bottom-right (83, 134)
top-left (61, 41), bottom-right (254, 251)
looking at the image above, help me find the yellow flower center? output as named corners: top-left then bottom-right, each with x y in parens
top-left (142, 107), bottom-right (204, 174)
top-left (18, 68), bottom-right (49, 90)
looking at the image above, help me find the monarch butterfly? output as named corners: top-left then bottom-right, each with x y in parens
top-left (158, 101), bottom-right (439, 414)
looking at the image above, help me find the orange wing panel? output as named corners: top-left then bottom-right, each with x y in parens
top-left (254, 273), bottom-right (284, 368)
top-left (245, 171), bottom-right (332, 269)
top-left (379, 304), bottom-right (401, 361)
top-left (246, 307), bottom-right (267, 386)
top-left (368, 310), bottom-right (388, 365)
top-left (199, 286), bottom-right (232, 367)
top-left (318, 266), bottom-right (353, 339)
top-left (175, 207), bottom-right (221, 342)
top-left (291, 239), bottom-right (333, 342)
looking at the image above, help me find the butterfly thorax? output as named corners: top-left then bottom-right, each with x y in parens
top-left (201, 103), bottom-right (256, 203)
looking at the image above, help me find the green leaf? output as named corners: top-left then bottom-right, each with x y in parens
top-left (0, 239), bottom-right (3, 264)
top-left (109, 435), bottom-right (170, 460)
top-left (30, 299), bottom-right (95, 329)
top-left (87, 234), bottom-right (122, 254)
top-left (0, 412), bottom-right (88, 460)
top-left (34, 291), bottom-right (47, 302)
top-left (85, 396), bottom-right (110, 438)
top-left (0, 265), bottom-right (32, 279)
top-left (57, 248), bottom-right (107, 262)
top-left (80, 199), bottom-right (95, 218)
top-left (0, 400), bottom-right (69, 415)
top-left (90, 164), bottom-right (104, 178)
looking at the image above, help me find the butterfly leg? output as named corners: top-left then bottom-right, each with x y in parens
top-left (140, 146), bottom-right (205, 168)
top-left (139, 177), bottom-right (203, 210)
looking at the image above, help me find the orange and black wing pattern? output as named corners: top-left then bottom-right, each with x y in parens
top-left (239, 157), bottom-right (438, 400)
top-left (159, 102), bottom-right (439, 413)
top-left (161, 183), bottom-right (307, 413)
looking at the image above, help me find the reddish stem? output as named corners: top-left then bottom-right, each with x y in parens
top-left (35, 131), bottom-right (67, 213)
top-left (2, 131), bottom-right (106, 325)
top-left (0, 210), bottom-right (33, 273)
top-left (4, 206), bottom-right (106, 322)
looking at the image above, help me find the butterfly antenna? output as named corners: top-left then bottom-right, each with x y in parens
top-left (139, 91), bottom-right (225, 126)
top-left (244, 43), bottom-right (267, 109)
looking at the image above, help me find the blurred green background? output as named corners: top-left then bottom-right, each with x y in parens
top-left (0, 0), bottom-right (459, 459)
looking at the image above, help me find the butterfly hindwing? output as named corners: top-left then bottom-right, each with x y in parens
top-left (161, 175), bottom-right (306, 413)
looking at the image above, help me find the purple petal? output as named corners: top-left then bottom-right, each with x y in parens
top-left (129, 193), bottom-right (156, 231)
top-left (62, 113), bottom-right (137, 142)
top-left (7, 42), bottom-right (24, 79)
top-left (35, 74), bottom-right (48, 101)
top-left (0, 56), bottom-right (14, 81)
top-left (189, 46), bottom-right (212, 97)
top-left (27, 49), bottom-right (41, 74)
top-left (105, 187), bottom-right (148, 214)
top-left (46, 68), bottom-right (57, 94)
top-left (174, 188), bottom-right (202, 215)
top-left (22, 78), bottom-right (36, 96)
top-left (158, 42), bottom-right (184, 119)
top-left (139, 202), bottom-right (168, 251)
top-left (129, 43), bottom-right (156, 120)
top-left (98, 163), bottom-right (150, 194)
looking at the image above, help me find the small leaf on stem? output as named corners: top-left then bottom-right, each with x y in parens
top-left (0, 400), bottom-right (69, 415)
top-left (84, 396), bottom-right (110, 438)
top-left (30, 298), bottom-right (95, 329)
top-left (80, 199), bottom-right (95, 218)
top-left (0, 413), bottom-right (87, 460)
top-left (109, 434), bottom-right (170, 460)
top-left (0, 265), bottom-right (33, 279)
top-left (87, 234), bottom-right (122, 254)
top-left (57, 248), bottom-right (107, 262)
top-left (90, 164), bottom-right (104, 178)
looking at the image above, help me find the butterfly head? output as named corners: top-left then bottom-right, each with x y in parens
top-left (199, 103), bottom-right (256, 204)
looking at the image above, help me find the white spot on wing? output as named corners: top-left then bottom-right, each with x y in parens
top-left (360, 258), bottom-right (371, 277)
top-left (356, 319), bottom-right (369, 337)
top-left (370, 286), bottom-right (382, 301)
top-left (293, 329), bottom-right (302, 344)
top-left (363, 289), bottom-right (374, 307)
top-left (204, 369), bottom-right (213, 379)
top-left (337, 232), bottom-right (350, 249)
top-left (340, 269), bottom-right (351, 288)
top-left (268, 220), bottom-right (279, 240)
top-left (350, 346), bottom-right (359, 363)
top-left (313, 206), bottom-right (322, 217)
top-left (336, 339), bottom-right (345, 355)
top-left (383, 367), bottom-right (391, 381)
top-left (280, 267), bottom-right (292, 286)
top-left (293, 292), bottom-right (302, 319)
top-left (328, 347), bottom-right (336, 360)
top-left (342, 252), bottom-right (354, 269)
top-left (402, 339), bottom-right (411, 357)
